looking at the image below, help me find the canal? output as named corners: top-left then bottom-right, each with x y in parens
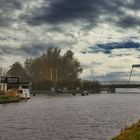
top-left (0, 93), bottom-right (140, 140)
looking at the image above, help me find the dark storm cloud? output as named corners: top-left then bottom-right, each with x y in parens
top-left (89, 41), bottom-right (140, 54)
top-left (0, 0), bottom-right (22, 27)
top-left (117, 16), bottom-right (140, 28)
top-left (0, 46), bottom-right (18, 56)
top-left (0, 18), bottom-right (10, 27)
top-left (0, 12), bottom-right (13, 27)
top-left (22, 0), bottom-right (140, 29)
top-left (0, 43), bottom-right (51, 57)
top-left (0, 0), bottom-right (139, 29)
top-left (21, 43), bottom-right (52, 56)
top-left (0, 0), bottom-right (21, 9)
top-left (24, 0), bottom-right (120, 25)
top-left (127, 0), bottom-right (140, 10)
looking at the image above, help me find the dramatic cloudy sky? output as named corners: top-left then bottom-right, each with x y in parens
top-left (0, 0), bottom-right (140, 81)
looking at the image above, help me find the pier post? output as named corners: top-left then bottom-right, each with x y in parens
top-left (110, 87), bottom-right (116, 93)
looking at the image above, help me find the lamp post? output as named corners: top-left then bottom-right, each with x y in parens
top-left (51, 68), bottom-right (58, 94)
top-left (51, 67), bottom-right (53, 81)
top-left (56, 69), bottom-right (58, 83)
top-left (50, 68), bottom-right (58, 82)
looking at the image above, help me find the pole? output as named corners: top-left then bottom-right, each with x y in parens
top-left (128, 67), bottom-right (133, 84)
top-left (56, 69), bottom-right (57, 83)
top-left (51, 68), bottom-right (53, 81)
top-left (81, 80), bottom-right (84, 90)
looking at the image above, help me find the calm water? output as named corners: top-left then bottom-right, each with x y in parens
top-left (1, 93), bottom-right (140, 140)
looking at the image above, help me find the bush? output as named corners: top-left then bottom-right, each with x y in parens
top-left (0, 90), bottom-right (6, 95)
top-left (0, 96), bottom-right (9, 100)
top-left (5, 89), bottom-right (18, 97)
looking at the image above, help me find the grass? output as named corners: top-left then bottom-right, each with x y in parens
top-left (0, 96), bottom-right (20, 104)
top-left (112, 120), bottom-right (140, 140)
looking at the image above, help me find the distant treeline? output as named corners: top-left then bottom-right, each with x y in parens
top-left (32, 80), bottom-right (101, 93)
top-left (6, 47), bottom-right (101, 92)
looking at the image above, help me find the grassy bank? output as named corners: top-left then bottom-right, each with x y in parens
top-left (0, 96), bottom-right (19, 104)
top-left (112, 120), bottom-right (140, 140)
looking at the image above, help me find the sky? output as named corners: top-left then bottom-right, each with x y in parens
top-left (0, 0), bottom-right (140, 81)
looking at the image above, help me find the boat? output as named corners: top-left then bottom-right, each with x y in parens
top-left (0, 77), bottom-right (31, 99)
top-left (17, 83), bottom-right (31, 99)
top-left (81, 90), bottom-right (89, 96)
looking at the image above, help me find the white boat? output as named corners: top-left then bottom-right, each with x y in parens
top-left (17, 86), bottom-right (31, 99)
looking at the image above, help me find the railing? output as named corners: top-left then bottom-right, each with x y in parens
top-left (100, 81), bottom-right (140, 86)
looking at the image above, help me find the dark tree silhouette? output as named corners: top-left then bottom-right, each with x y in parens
top-left (7, 62), bottom-right (30, 82)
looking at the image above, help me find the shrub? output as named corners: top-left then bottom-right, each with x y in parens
top-left (0, 90), bottom-right (6, 95)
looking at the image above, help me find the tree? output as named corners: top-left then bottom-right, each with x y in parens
top-left (7, 62), bottom-right (30, 82)
top-left (82, 80), bottom-right (101, 93)
top-left (41, 47), bottom-right (61, 81)
top-left (60, 50), bottom-right (82, 81)
top-left (8, 47), bottom-right (83, 90)
top-left (24, 58), bottom-right (33, 76)
top-left (24, 47), bottom-right (82, 83)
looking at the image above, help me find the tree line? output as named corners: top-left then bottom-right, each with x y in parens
top-left (6, 47), bottom-right (101, 92)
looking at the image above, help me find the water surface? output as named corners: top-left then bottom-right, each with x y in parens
top-left (0, 93), bottom-right (140, 140)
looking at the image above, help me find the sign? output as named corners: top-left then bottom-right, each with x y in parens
top-left (0, 77), bottom-right (19, 84)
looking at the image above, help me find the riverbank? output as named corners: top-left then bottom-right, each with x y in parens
top-left (0, 96), bottom-right (19, 104)
top-left (112, 120), bottom-right (140, 140)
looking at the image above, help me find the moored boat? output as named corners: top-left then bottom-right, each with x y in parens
top-left (17, 88), bottom-right (30, 99)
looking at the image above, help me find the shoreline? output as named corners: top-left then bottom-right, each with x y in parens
top-left (112, 120), bottom-right (140, 140)
top-left (0, 96), bottom-right (20, 104)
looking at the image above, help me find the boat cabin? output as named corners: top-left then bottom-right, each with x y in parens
top-left (0, 76), bottom-right (31, 99)
top-left (0, 77), bottom-right (19, 92)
